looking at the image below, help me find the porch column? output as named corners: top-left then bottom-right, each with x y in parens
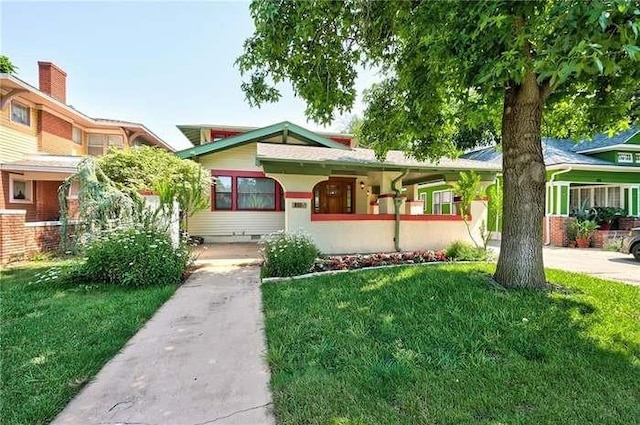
top-left (378, 171), bottom-right (404, 214)
top-left (265, 173), bottom-right (328, 233)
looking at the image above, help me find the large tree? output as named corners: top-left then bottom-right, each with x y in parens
top-left (237, 0), bottom-right (640, 288)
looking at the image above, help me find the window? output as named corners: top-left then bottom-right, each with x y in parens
top-left (618, 152), bottom-right (633, 163)
top-left (433, 190), bottom-right (454, 215)
top-left (88, 134), bottom-right (105, 156)
top-left (10, 101), bottom-right (30, 126)
top-left (108, 134), bottom-right (124, 149)
top-left (636, 153), bottom-right (640, 163)
top-left (9, 174), bottom-right (33, 203)
top-left (214, 176), bottom-right (232, 210)
top-left (87, 133), bottom-right (124, 155)
top-left (419, 193), bottom-right (427, 211)
top-left (212, 173), bottom-right (284, 211)
top-left (237, 177), bottom-right (276, 210)
top-left (570, 185), bottom-right (624, 210)
top-left (72, 127), bottom-right (83, 144)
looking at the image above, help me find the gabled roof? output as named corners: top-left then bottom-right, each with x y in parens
top-left (256, 143), bottom-right (501, 172)
top-left (570, 126), bottom-right (640, 153)
top-left (0, 73), bottom-right (174, 151)
top-left (175, 121), bottom-right (350, 159)
top-left (463, 138), bottom-right (613, 166)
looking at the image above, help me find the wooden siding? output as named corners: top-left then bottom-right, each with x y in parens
top-left (192, 143), bottom-right (284, 237)
top-left (188, 211), bottom-right (284, 237)
top-left (198, 143), bottom-right (263, 171)
top-left (0, 125), bottom-right (38, 162)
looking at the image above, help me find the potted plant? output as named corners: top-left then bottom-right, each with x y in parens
top-left (575, 220), bottom-right (599, 248)
top-left (566, 219), bottom-right (578, 247)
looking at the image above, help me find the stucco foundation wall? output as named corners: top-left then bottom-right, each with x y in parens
top-left (293, 201), bottom-right (488, 254)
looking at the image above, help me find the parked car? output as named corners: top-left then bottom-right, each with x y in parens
top-left (622, 227), bottom-right (640, 262)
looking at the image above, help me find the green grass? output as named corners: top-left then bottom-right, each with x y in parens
top-left (1, 261), bottom-right (178, 425)
top-left (262, 263), bottom-right (640, 424)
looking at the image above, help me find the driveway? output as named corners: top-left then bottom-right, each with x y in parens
top-left (542, 246), bottom-right (640, 286)
top-left (52, 254), bottom-right (274, 425)
top-left (492, 243), bottom-right (639, 286)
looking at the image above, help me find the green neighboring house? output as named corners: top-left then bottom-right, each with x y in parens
top-left (417, 127), bottom-right (640, 239)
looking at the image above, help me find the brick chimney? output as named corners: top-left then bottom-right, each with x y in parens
top-left (38, 61), bottom-right (67, 103)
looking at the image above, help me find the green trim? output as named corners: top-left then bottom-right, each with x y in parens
top-left (417, 184), bottom-right (453, 214)
top-left (632, 187), bottom-right (639, 216)
top-left (552, 170), bottom-right (640, 184)
top-left (560, 185), bottom-right (569, 215)
top-left (175, 121), bottom-right (349, 159)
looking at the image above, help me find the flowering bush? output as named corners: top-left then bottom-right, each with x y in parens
top-left (311, 250), bottom-right (447, 273)
top-left (261, 231), bottom-right (320, 277)
top-left (81, 226), bottom-right (190, 286)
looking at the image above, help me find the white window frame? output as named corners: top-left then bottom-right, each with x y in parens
top-left (569, 185), bottom-right (625, 209)
top-left (635, 153), bottom-right (640, 163)
top-left (432, 189), bottom-right (454, 215)
top-left (617, 152), bottom-right (633, 163)
top-left (10, 101), bottom-right (31, 127)
top-left (9, 174), bottom-right (33, 204)
top-left (87, 133), bottom-right (106, 156)
top-left (72, 126), bottom-right (83, 145)
top-left (419, 192), bottom-right (427, 211)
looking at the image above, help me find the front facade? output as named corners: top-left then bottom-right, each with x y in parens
top-left (462, 128), bottom-right (640, 246)
top-left (0, 61), bottom-right (171, 262)
top-left (177, 122), bottom-right (499, 254)
top-left (0, 61), bottom-right (172, 222)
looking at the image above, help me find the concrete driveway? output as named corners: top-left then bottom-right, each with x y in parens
top-left (492, 243), bottom-right (639, 286)
top-left (542, 246), bottom-right (640, 286)
top-left (52, 259), bottom-right (274, 425)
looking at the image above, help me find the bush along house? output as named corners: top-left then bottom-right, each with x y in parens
top-left (176, 121), bottom-right (500, 254)
top-left (0, 61), bottom-right (172, 263)
top-left (460, 127), bottom-right (640, 248)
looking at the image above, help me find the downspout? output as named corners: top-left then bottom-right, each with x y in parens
top-left (545, 167), bottom-right (572, 245)
top-left (392, 170), bottom-right (410, 252)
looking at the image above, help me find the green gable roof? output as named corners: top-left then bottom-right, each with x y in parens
top-left (175, 121), bottom-right (350, 159)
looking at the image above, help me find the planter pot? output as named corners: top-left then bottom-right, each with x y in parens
top-left (576, 237), bottom-right (590, 248)
top-left (567, 242), bottom-right (576, 248)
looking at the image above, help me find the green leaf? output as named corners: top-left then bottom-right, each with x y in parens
top-left (623, 44), bottom-right (640, 59)
top-left (594, 57), bottom-right (604, 74)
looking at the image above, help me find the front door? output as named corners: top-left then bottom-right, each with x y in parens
top-left (313, 178), bottom-right (355, 214)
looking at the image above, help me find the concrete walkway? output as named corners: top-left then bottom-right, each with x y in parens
top-left (52, 260), bottom-right (274, 425)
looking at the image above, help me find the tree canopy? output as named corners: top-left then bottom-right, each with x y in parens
top-left (238, 0), bottom-right (639, 288)
top-left (0, 55), bottom-right (17, 74)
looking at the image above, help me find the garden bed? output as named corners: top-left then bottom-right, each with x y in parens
top-left (311, 250), bottom-right (448, 273)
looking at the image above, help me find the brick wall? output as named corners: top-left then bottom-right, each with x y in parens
top-left (35, 181), bottom-right (62, 221)
top-left (0, 210), bottom-right (27, 263)
top-left (40, 111), bottom-right (72, 140)
top-left (38, 62), bottom-right (67, 103)
top-left (544, 216), bottom-right (568, 247)
top-left (592, 230), bottom-right (628, 249)
top-left (0, 209), bottom-right (75, 264)
top-left (0, 171), bottom-right (38, 220)
top-left (619, 217), bottom-right (640, 231)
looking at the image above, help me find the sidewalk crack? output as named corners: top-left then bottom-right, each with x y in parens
top-left (193, 402), bottom-right (273, 425)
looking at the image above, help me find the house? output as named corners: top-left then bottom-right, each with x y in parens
top-left (176, 121), bottom-right (500, 254)
top-left (0, 61), bottom-right (172, 262)
top-left (458, 127), bottom-right (640, 247)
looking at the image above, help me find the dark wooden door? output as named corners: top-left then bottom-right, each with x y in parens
top-left (313, 178), bottom-right (354, 214)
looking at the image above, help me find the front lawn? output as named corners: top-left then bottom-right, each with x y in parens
top-left (1, 261), bottom-right (178, 425)
top-left (262, 264), bottom-right (640, 424)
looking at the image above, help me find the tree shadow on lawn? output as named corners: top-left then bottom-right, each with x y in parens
top-left (262, 264), bottom-right (640, 425)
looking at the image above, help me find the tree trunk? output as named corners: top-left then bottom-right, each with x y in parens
top-left (494, 74), bottom-right (547, 288)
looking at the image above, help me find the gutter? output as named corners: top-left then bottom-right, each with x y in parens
top-left (392, 170), bottom-right (410, 252)
top-left (545, 167), bottom-right (572, 245)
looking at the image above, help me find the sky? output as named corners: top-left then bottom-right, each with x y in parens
top-left (1, 0), bottom-right (378, 150)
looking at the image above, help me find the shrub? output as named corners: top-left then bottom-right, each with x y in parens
top-left (445, 241), bottom-right (487, 261)
top-left (261, 231), bottom-right (319, 277)
top-left (603, 237), bottom-right (623, 252)
top-left (81, 226), bottom-right (190, 286)
top-left (311, 250), bottom-right (447, 273)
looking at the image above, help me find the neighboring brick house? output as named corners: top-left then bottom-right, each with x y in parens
top-left (0, 61), bottom-right (172, 262)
